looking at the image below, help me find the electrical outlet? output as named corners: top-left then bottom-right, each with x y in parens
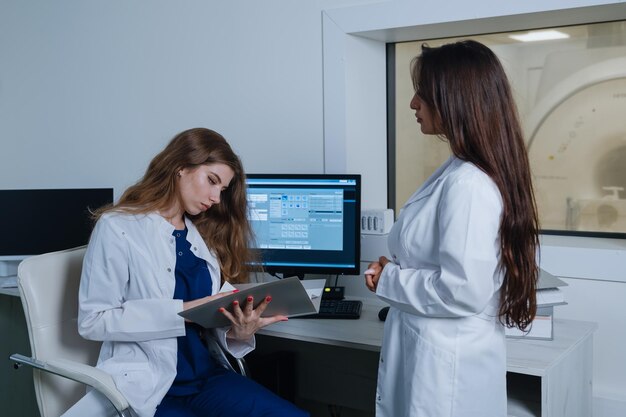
top-left (360, 209), bottom-right (394, 234)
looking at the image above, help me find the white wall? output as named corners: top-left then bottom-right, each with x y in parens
top-left (0, 0), bottom-right (368, 199)
top-left (2, 0), bottom-right (626, 415)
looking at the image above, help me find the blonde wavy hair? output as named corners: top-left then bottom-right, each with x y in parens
top-left (93, 128), bottom-right (254, 284)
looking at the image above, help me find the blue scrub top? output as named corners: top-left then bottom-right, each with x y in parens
top-left (167, 228), bottom-right (219, 396)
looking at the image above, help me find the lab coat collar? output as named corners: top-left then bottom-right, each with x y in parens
top-left (144, 212), bottom-right (177, 236)
top-left (147, 213), bottom-right (220, 273)
top-left (403, 156), bottom-right (463, 207)
top-left (184, 216), bottom-right (221, 273)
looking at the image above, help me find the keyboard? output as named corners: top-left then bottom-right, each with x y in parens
top-left (298, 299), bottom-right (362, 319)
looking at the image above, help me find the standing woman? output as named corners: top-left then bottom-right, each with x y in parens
top-left (76, 128), bottom-right (308, 417)
top-left (365, 40), bottom-right (539, 417)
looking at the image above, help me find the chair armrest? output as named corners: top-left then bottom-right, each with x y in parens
top-left (10, 353), bottom-right (129, 412)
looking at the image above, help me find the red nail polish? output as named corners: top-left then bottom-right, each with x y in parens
top-left (265, 296), bottom-right (272, 302)
top-left (233, 300), bottom-right (239, 305)
top-left (233, 289), bottom-right (240, 293)
top-left (218, 307), bottom-right (225, 312)
top-left (247, 296), bottom-right (253, 302)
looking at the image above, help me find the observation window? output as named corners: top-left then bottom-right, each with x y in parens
top-left (390, 20), bottom-right (626, 237)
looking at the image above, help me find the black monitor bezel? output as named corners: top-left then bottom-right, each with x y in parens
top-left (246, 173), bottom-right (361, 277)
top-left (0, 188), bottom-right (114, 258)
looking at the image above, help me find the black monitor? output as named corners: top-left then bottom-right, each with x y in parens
top-left (246, 174), bottom-right (361, 277)
top-left (0, 188), bottom-right (114, 259)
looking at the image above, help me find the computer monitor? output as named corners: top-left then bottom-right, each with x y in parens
top-left (0, 188), bottom-right (114, 260)
top-left (246, 174), bottom-right (361, 277)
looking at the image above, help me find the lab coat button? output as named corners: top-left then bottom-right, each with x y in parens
top-left (167, 268), bottom-right (171, 273)
top-left (377, 396), bottom-right (381, 401)
top-left (193, 247), bottom-right (197, 251)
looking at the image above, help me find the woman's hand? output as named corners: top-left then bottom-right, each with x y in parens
top-left (364, 256), bottom-right (391, 292)
top-left (220, 295), bottom-right (288, 341)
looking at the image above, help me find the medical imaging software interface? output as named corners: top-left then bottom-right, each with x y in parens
top-left (246, 175), bottom-right (360, 273)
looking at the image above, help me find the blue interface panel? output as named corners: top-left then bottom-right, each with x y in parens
top-left (246, 175), bottom-right (360, 275)
top-left (249, 186), bottom-right (345, 251)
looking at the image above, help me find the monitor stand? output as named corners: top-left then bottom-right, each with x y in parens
top-left (268, 272), bottom-right (305, 280)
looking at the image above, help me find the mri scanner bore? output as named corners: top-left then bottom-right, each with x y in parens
top-left (528, 76), bottom-right (626, 234)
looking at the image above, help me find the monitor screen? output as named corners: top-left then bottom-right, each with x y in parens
top-left (246, 174), bottom-right (361, 277)
top-left (0, 188), bottom-right (114, 259)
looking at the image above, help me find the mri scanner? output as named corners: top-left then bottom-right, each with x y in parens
top-left (526, 51), bottom-right (626, 234)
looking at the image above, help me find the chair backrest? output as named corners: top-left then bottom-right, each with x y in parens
top-left (17, 246), bottom-right (102, 417)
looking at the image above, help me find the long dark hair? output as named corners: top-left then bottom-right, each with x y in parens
top-left (94, 128), bottom-right (254, 284)
top-left (411, 40), bottom-right (539, 330)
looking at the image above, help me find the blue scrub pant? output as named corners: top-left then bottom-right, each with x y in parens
top-left (155, 368), bottom-right (309, 417)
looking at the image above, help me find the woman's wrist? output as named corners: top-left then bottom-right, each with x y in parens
top-left (225, 327), bottom-right (246, 341)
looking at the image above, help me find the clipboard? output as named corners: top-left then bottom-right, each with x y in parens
top-left (178, 277), bottom-right (324, 328)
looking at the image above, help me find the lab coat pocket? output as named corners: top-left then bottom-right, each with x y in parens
top-left (402, 326), bottom-right (455, 417)
top-left (103, 361), bottom-right (155, 402)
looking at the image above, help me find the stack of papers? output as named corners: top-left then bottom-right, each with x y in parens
top-left (505, 269), bottom-right (567, 340)
top-left (536, 288), bottom-right (566, 306)
top-left (536, 269), bottom-right (567, 306)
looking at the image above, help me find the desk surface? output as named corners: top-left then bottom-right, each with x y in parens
top-left (4, 280), bottom-right (597, 378)
top-left (258, 299), bottom-right (597, 377)
top-left (0, 276), bottom-right (19, 297)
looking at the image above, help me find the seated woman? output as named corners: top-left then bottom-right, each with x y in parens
top-left (74, 128), bottom-right (309, 417)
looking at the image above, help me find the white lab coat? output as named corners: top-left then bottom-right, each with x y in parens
top-left (77, 212), bottom-right (254, 417)
top-left (375, 157), bottom-right (507, 417)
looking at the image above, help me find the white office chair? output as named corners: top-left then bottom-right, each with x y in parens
top-left (10, 246), bottom-right (132, 417)
top-left (10, 246), bottom-right (249, 417)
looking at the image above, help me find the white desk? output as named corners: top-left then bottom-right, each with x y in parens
top-left (2, 284), bottom-right (597, 417)
top-left (0, 276), bottom-right (19, 297)
top-left (257, 299), bottom-right (597, 417)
